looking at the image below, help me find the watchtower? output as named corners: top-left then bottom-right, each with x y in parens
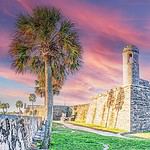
top-left (123, 45), bottom-right (139, 85)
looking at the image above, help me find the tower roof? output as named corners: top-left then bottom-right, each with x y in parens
top-left (123, 45), bottom-right (139, 53)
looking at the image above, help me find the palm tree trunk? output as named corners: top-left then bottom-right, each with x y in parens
top-left (114, 109), bottom-right (119, 128)
top-left (32, 101), bottom-right (34, 117)
top-left (44, 96), bottom-right (46, 120)
top-left (43, 57), bottom-right (53, 149)
top-left (19, 107), bottom-right (21, 116)
top-left (3, 108), bottom-right (5, 114)
top-left (105, 107), bottom-right (110, 127)
top-left (44, 96), bottom-right (46, 106)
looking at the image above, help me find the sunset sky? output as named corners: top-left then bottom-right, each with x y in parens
top-left (0, 0), bottom-right (150, 111)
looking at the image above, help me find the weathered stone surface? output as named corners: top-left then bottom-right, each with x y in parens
top-left (131, 85), bottom-right (150, 132)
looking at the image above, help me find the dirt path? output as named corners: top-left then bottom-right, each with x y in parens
top-left (61, 122), bottom-right (128, 138)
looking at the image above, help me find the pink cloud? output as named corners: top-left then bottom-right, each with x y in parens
top-left (0, 87), bottom-right (27, 98)
top-left (2, 0), bottom-right (150, 51)
top-left (16, 0), bottom-right (32, 13)
top-left (46, 0), bottom-right (150, 49)
top-left (0, 65), bottom-right (35, 86)
top-left (0, 30), bottom-right (11, 56)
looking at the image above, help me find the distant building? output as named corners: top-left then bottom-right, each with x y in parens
top-left (24, 105), bottom-right (71, 120)
top-left (24, 105), bottom-right (45, 120)
top-left (53, 105), bottom-right (72, 120)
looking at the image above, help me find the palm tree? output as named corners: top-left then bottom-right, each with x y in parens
top-left (114, 87), bottom-right (125, 128)
top-left (1, 103), bottom-right (5, 114)
top-left (9, 7), bottom-right (82, 148)
top-left (35, 73), bottom-right (63, 106)
top-left (0, 103), bottom-right (9, 114)
top-left (16, 100), bottom-right (23, 115)
top-left (33, 109), bottom-right (38, 116)
top-left (0, 102), bottom-right (4, 113)
top-left (29, 93), bottom-right (36, 117)
top-left (105, 89), bottom-right (115, 127)
top-left (35, 73), bottom-right (45, 105)
top-left (0, 101), bottom-right (1, 113)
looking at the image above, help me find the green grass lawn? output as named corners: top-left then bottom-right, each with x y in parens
top-left (51, 123), bottom-right (150, 150)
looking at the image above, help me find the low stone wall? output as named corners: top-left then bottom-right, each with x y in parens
top-left (0, 114), bottom-right (42, 150)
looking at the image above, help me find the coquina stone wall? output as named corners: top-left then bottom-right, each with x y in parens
top-left (86, 86), bottom-right (131, 131)
top-left (71, 104), bottom-right (89, 122)
top-left (73, 82), bottom-right (150, 132)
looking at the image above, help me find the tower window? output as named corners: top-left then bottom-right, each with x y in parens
top-left (128, 53), bottom-right (133, 63)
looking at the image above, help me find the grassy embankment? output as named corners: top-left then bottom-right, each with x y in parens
top-left (51, 123), bottom-right (150, 150)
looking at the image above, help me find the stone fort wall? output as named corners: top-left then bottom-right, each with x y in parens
top-left (86, 86), bottom-right (131, 131)
top-left (131, 81), bottom-right (150, 131)
top-left (72, 45), bottom-right (150, 132)
top-left (73, 80), bottom-right (150, 132)
top-left (72, 86), bottom-right (131, 131)
top-left (71, 104), bottom-right (89, 122)
top-left (74, 81), bottom-right (150, 132)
